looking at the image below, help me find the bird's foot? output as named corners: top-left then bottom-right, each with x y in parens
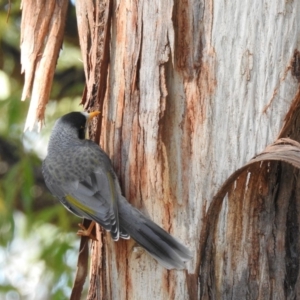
top-left (77, 221), bottom-right (98, 241)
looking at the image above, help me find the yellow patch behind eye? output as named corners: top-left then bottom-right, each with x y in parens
top-left (66, 195), bottom-right (95, 214)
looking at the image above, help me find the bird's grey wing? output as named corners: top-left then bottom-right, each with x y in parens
top-left (63, 167), bottom-right (120, 240)
top-left (43, 149), bottom-right (122, 240)
top-left (42, 160), bottom-right (84, 217)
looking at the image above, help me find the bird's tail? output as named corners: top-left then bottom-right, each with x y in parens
top-left (118, 196), bottom-right (192, 269)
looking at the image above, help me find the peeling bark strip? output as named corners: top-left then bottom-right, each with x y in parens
top-left (75, 0), bottom-right (112, 123)
top-left (200, 138), bottom-right (300, 299)
top-left (70, 220), bottom-right (91, 300)
top-left (20, 0), bottom-right (69, 131)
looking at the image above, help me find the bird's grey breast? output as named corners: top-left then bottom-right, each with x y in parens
top-left (44, 143), bottom-right (100, 184)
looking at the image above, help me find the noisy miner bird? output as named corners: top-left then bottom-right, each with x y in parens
top-left (42, 111), bottom-right (192, 269)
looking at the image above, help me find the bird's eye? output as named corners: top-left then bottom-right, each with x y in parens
top-left (78, 125), bottom-right (86, 139)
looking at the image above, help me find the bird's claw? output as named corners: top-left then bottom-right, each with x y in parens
top-left (76, 222), bottom-right (98, 241)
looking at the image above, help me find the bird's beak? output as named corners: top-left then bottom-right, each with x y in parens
top-left (88, 111), bottom-right (101, 121)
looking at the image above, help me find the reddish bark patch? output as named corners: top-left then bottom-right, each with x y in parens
top-left (172, 0), bottom-right (203, 79)
top-left (291, 50), bottom-right (300, 82)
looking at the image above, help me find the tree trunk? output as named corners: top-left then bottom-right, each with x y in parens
top-left (73, 0), bottom-right (300, 299)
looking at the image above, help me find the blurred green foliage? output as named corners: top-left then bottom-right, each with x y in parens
top-left (0, 0), bottom-right (88, 299)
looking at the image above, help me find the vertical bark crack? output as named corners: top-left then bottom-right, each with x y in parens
top-left (284, 188), bottom-right (300, 298)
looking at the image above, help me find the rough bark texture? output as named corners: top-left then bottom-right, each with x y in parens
top-left (18, 0), bottom-right (300, 298)
top-left (71, 0), bottom-right (300, 299)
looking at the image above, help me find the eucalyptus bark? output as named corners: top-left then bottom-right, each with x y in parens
top-left (20, 0), bottom-right (300, 298)
top-left (73, 0), bottom-right (300, 299)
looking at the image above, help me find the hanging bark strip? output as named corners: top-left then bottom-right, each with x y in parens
top-left (199, 138), bottom-right (300, 299)
top-left (70, 219), bottom-right (91, 300)
top-left (20, 0), bottom-right (69, 131)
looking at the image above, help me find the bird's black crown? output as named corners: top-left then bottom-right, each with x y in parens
top-left (59, 112), bottom-right (87, 139)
